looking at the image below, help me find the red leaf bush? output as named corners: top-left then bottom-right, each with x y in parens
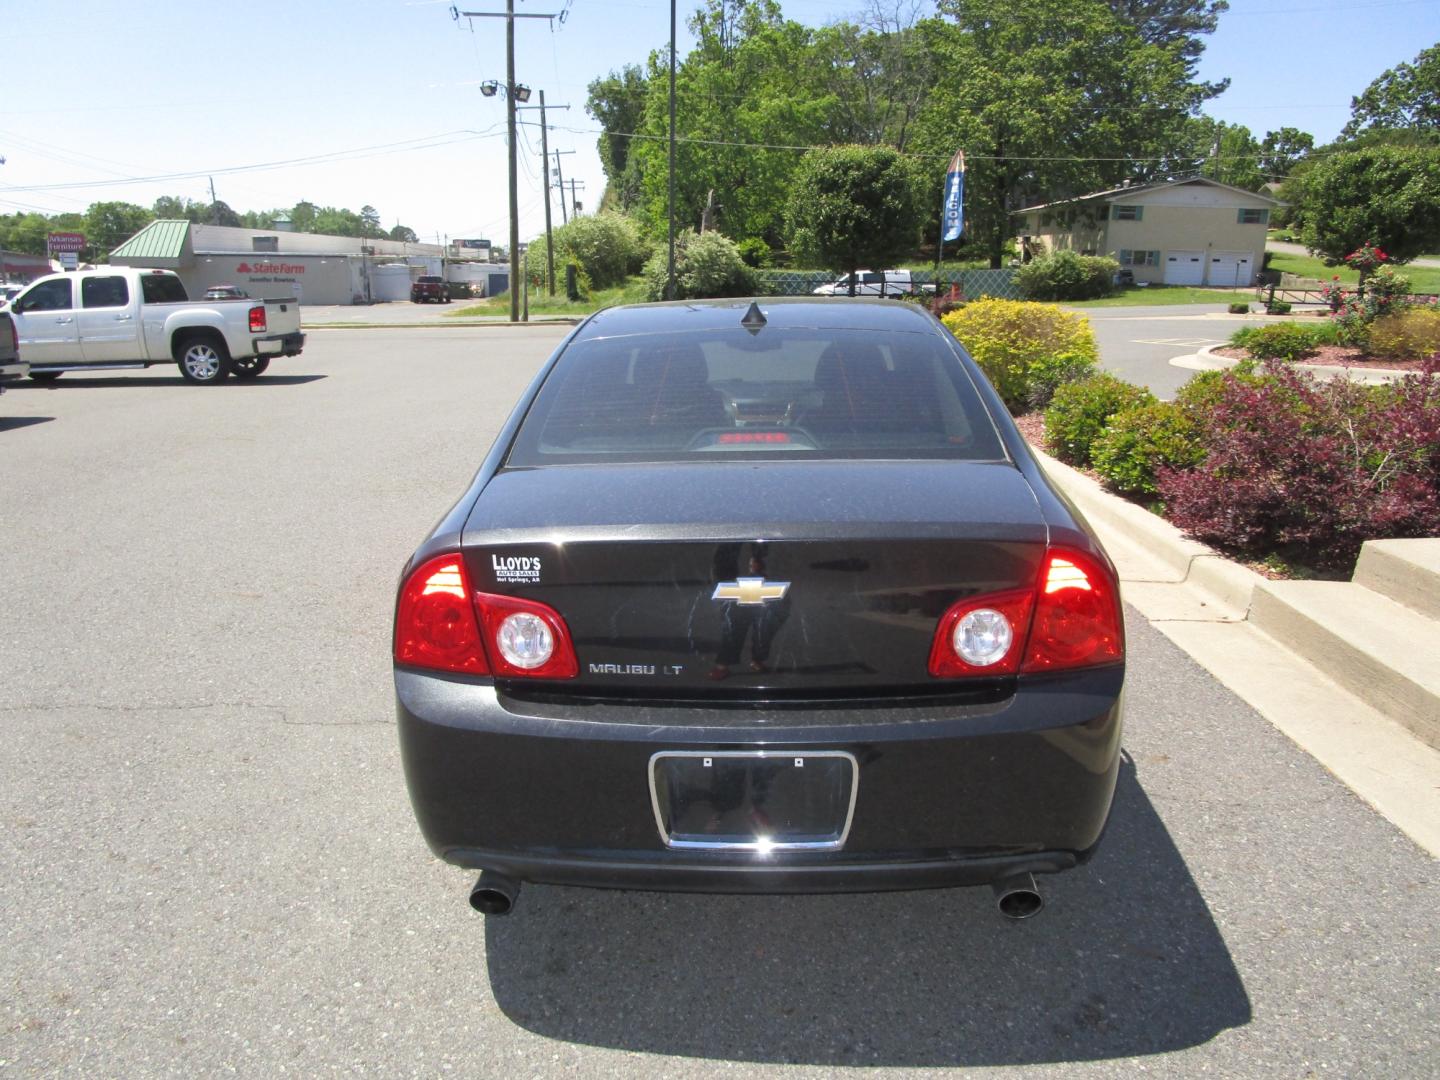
top-left (1157, 361), bottom-right (1440, 571)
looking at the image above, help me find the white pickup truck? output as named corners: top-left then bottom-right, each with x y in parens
top-left (5, 267), bottom-right (304, 384)
top-left (811, 269), bottom-right (937, 298)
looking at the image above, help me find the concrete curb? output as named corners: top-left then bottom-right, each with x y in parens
top-left (1033, 446), bottom-right (1440, 857)
top-left (1172, 343), bottom-right (1411, 385)
top-left (306, 318), bottom-right (581, 331)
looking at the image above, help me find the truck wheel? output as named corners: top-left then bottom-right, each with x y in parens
top-left (175, 335), bottom-right (231, 384)
top-left (29, 371), bottom-right (63, 383)
top-left (232, 356), bottom-right (271, 379)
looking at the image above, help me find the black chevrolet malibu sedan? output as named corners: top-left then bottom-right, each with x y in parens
top-left (394, 297), bottom-right (1124, 919)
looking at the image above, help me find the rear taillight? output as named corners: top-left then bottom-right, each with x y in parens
top-left (473, 593), bottom-right (579, 679)
top-left (393, 554), bottom-right (578, 679)
top-left (1021, 549), bottom-right (1124, 672)
top-left (248, 305), bottom-right (267, 333)
top-left (394, 555), bottom-right (488, 674)
top-left (929, 546), bottom-right (1122, 679)
top-left (928, 589), bottom-right (1034, 677)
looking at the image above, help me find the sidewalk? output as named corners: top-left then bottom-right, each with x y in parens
top-left (1036, 448), bottom-right (1440, 858)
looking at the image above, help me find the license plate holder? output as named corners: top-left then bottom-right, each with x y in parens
top-left (648, 750), bottom-right (858, 852)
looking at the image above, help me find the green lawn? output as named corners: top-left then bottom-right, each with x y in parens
top-left (1266, 251), bottom-right (1440, 294)
top-left (1064, 285), bottom-right (1254, 307)
top-left (448, 278), bottom-right (650, 319)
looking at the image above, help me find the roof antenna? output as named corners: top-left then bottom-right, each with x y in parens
top-left (741, 301), bottom-right (767, 335)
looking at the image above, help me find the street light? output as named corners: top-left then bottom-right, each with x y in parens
top-left (479, 80), bottom-right (529, 101)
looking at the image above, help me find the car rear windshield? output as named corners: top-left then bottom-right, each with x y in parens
top-left (505, 327), bottom-right (1007, 465)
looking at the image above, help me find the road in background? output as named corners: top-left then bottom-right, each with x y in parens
top-left (1072, 304), bottom-right (1284, 399)
top-left (1, 328), bottom-right (1436, 1076)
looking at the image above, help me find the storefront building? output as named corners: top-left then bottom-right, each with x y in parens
top-left (109, 222), bottom-right (458, 305)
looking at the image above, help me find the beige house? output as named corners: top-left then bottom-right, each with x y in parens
top-left (1013, 177), bottom-right (1283, 287)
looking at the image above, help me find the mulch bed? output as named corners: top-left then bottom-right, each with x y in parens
top-left (1212, 345), bottom-right (1430, 371)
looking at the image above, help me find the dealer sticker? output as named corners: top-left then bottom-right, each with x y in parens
top-left (491, 554), bottom-right (542, 584)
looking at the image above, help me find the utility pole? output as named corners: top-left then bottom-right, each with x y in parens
top-left (208, 176), bottom-right (219, 223)
top-left (518, 94), bottom-right (571, 297)
top-left (567, 178), bottom-right (586, 218)
top-left (454, 4), bottom-right (558, 322)
top-left (538, 92), bottom-right (554, 295)
top-left (667, 0), bottom-right (677, 301)
top-left (552, 149), bottom-right (574, 225)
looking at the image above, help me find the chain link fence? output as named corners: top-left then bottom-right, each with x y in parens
top-left (754, 268), bottom-right (1022, 300)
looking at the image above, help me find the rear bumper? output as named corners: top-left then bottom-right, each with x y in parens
top-left (396, 666), bottom-right (1124, 894)
top-left (0, 360), bottom-right (26, 389)
top-left (253, 331), bottom-right (305, 357)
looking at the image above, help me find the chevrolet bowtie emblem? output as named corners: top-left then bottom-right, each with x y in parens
top-left (712, 577), bottom-right (790, 605)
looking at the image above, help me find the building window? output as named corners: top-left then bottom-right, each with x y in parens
top-left (1112, 204), bottom-right (1142, 221)
top-left (253, 236), bottom-right (279, 252)
top-left (1117, 250), bottom-right (1159, 266)
top-left (1238, 209), bottom-right (1269, 225)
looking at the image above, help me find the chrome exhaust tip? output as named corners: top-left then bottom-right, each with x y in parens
top-left (991, 872), bottom-right (1043, 920)
top-left (468, 870), bottom-right (520, 916)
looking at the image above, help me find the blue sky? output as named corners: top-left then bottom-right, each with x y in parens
top-left (1, 0), bottom-right (1435, 245)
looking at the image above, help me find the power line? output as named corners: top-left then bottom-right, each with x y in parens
top-left (1, 128), bottom-right (507, 194)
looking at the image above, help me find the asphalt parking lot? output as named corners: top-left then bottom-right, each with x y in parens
top-left (1, 326), bottom-right (1437, 1077)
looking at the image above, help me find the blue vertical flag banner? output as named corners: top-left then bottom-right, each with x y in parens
top-left (942, 149), bottom-right (966, 243)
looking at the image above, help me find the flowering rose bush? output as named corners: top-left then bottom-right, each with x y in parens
top-left (1343, 244), bottom-right (1389, 275)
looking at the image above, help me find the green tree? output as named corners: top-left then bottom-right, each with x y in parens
top-left (914, 0), bottom-right (1211, 267)
top-left (84, 201), bottom-right (154, 256)
top-left (784, 145), bottom-right (925, 287)
top-left (1343, 43), bottom-right (1440, 138)
top-left (622, 1), bottom-right (833, 245)
top-left (152, 195), bottom-right (206, 222)
top-left (1290, 144), bottom-right (1440, 271)
top-left (389, 225), bottom-right (419, 243)
top-left (313, 207), bottom-right (363, 237)
top-left (290, 201), bottom-right (318, 233)
top-left (1106, 0), bottom-right (1229, 89)
top-left (1201, 120), bottom-right (1264, 190)
top-left (1260, 126), bottom-right (1314, 180)
top-left (207, 200), bottom-right (243, 227)
top-left (586, 64), bottom-right (649, 210)
top-left (359, 205), bottom-right (382, 238)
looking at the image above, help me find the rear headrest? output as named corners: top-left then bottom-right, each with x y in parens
top-left (633, 343), bottom-right (709, 389)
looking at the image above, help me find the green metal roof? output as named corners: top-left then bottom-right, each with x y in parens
top-left (111, 219), bottom-right (190, 260)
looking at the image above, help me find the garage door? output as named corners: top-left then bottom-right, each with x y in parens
top-left (1208, 252), bottom-right (1254, 287)
top-left (1164, 251), bottom-right (1205, 286)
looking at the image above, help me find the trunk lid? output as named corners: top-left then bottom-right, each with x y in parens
top-left (463, 461), bottom-right (1048, 698)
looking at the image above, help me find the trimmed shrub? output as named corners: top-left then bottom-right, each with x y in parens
top-left (526, 212), bottom-right (649, 292)
top-left (1091, 401), bottom-right (1204, 495)
top-left (1044, 373), bottom-right (1156, 467)
top-left (1014, 250), bottom-right (1118, 301)
top-left (1228, 302), bottom-right (1250, 315)
top-left (1157, 362), bottom-right (1440, 572)
top-left (1236, 323), bottom-right (1322, 362)
top-left (1265, 300), bottom-right (1292, 315)
top-left (642, 230), bottom-right (758, 301)
top-left (941, 299), bottom-right (1099, 412)
top-left (1368, 306), bottom-right (1440, 360)
top-left (735, 237), bottom-right (773, 269)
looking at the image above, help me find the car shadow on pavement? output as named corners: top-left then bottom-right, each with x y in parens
top-left (0, 415), bottom-right (55, 432)
top-left (484, 757), bottom-right (1250, 1067)
top-left (15, 375), bottom-right (327, 389)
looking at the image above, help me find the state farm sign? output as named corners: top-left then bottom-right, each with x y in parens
top-left (236, 261), bottom-right (305, 275)
top-left (47, 232), bottom-right (86, 253)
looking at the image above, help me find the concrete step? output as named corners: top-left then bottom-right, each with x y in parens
top-left (1353, 539), bottom-right (1440, 621)
top-left (1249, 579), bottom-right (1440, 751)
